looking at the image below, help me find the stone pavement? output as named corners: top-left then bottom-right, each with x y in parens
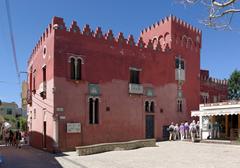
top-left (0, 145), bottom-right (62, 168)
top-left (56, 141), bottom-right (240, 168)
top-left (1, 141), bottom-right (240, 168)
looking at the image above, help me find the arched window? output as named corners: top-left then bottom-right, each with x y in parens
top-left (69, 56), bottom-right (83, 80)
top-left (187, 38), bottom-right (193, 49)
top-left (177, 99), bottom-right (183, 112)
top-left (145, 101), bottom-right (149, 112)
top-left (89, 97), bottom-right (99, 124)
top-left (150, 101), bottom-right (154, 112)
top-left (94, 98), bottom-right (99, 124)
top-left (89, 98), bottom-right (94, 124)
top-left (181, 35), bottom-right (187, 47)
top-left (152, 37), bottom-right (158, 49)
top-left (76, 59), bottom-right (82, 80)
top-left (158, 35), bottom-right (164, 48)
top-left (70, 57), bottom-right (75, 80)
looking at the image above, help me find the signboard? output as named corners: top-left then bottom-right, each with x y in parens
top-left (67, 123), bottom-right (81, 133)
top-left (129, 83), bottom-right (143, 94)
top-left (88, 84), bottom-right (100, 96)
top-left (56, 107), bottom-right (64, 112)
top-left (202, 116), bottom-right (209, 131)
top-left (59, 116), bottom-right (66, 120)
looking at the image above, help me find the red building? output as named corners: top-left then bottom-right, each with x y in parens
top-left (27, 15), bottom-right (202, 152)
top-left (200, 70), bottom-right (228, 104)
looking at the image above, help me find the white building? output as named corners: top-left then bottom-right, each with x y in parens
top-left (192, 101), bottom-right (240, 140)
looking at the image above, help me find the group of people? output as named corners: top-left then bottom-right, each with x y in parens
top-left (2, 129), bottom-right (22, 148)
top-left (168, 120), bottom-right (200, 142)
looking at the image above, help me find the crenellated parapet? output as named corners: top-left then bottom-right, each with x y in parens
top-left (29, 16), bottom-right (178, 64)
top-left (200, 70), bottom-right (228, 86)
top-left (206, 78), bottom-right (228, 86)
top-left (140, 15), bottom-right (202, 52)
top-left (50, 15), bottom-right (169, 54)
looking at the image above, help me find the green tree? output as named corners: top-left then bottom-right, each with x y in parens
top-left (3, 115), bottom-right (27, 131)
top-left (18, 116), bottom-right (27, 131)
top-left (4, 115), bottom-right (17, 127)
top-left (228, 69), bottom-right (240, 100)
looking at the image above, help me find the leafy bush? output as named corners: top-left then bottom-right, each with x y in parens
top-left (3, 115), bottom-right (27, 131)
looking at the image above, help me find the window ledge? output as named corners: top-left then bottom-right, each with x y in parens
top-left (66, 79), bottom-right (86, 84)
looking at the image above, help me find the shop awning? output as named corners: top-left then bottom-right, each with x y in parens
top-left (191, 108), bottom-right (240, 117)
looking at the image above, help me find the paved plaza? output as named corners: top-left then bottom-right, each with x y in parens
top-left (1, 141), bottom-right (240, 168)
top-left (0, 145), bottom-right (62, 168)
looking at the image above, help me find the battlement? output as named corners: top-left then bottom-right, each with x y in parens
top-left (200, 70), bottom-right (228, 86)
top-left (29, 16), bottom-right (183, 64)
top-left (140, 15), bottom-right (202, 51)
top-left (141, 15), bottom-right (201, 36)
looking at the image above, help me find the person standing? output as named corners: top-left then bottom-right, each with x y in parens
top-left (9, 130), bottom-right (14, 146)
top-left (196, 121), bottom-right (200, 138)
top-left (184, 122), bottom-right (189, 139)
top-left (15, 130), bottom-right (22, 148)
top-left (190, 120), bottom-right (197, 142)
top-left (174, 123), bottom-right (180, 140)
top-left (168, 122), bottom-right (175, 141)
top-left (179, 123), bottom-right (185, 140)
top-left (213, 121), bottom-right (220, 139)
top-left (208, 120), bottom-right (213, 139)
top-left (5, 130), bottom-right (9, 146)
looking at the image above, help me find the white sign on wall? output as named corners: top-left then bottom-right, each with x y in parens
top-left (67, 123), bottom-right (81, 133)
top-left (129, 83), bottom-right (144, 94)
top-left (56, 107), bottom-right (64, 112)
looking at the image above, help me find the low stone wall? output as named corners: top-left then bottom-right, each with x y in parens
top-left (76, 139), bottom-right (156, 156)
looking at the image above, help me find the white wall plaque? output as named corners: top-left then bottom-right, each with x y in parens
top-left (67, 123), bottom-right (81, 133)
top-left (129, 83), bottom-right (143, 94)
top-left (56, 107), bottom-right (64, 112)
top-left (59, 116), bottom-right (66, 120)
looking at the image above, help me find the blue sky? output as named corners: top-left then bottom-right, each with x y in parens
top-left (0, 0), bottom-right (239, 106)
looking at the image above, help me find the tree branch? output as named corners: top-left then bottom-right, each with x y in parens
top-left (176, 0), bottom-right (240, 30)
top-left (210, 8), bottom-right (240, 18)
top-left (211, 0), bottom-right (236, 7)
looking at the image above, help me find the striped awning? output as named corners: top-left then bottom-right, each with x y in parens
top-left (191, 108), bottom-right (240, 117)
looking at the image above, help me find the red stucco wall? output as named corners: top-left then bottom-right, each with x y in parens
top-left (200, 70), bottom-right (228, 103)
top-left (28, 15), bottom-right (202, 152)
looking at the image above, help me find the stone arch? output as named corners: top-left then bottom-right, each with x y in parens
top-left (68, 55), bottom-right (84, 64)
top-left (164, 32), bottom-right (171, 43)
top-left (187, 37), bottom-right (193, 49)
top-left (152, 36), bottom-right (158, 49)
top-left (181, 35), bottom-right (187, 47)
top-left (158, 35), bottom-right (164, 48)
